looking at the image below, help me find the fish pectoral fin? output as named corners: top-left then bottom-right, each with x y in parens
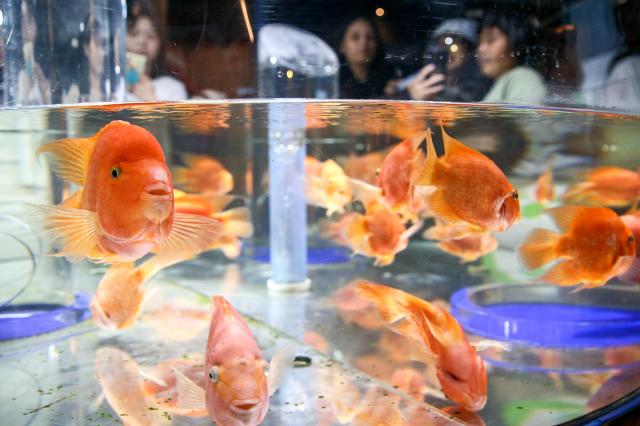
top-left (155, 212), bottom-right (223, 259)
top-left (172, 367), bottom-right (207, 411)
top-left (140, 366), bottom-right (168, 387)
top-left (541, 261), bottom-right (581, 286)
top-left (268, 343), bottom-right (297, 396)
top-left (36, 136), bottom-right (96, 185)
top-left (472, 340), bottom-right (511, 352)
top-left (424, 190), bottom-right (460, 225)
top-left (25, 203), bottom-right (101, 262)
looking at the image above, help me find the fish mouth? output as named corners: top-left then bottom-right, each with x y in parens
top-left (229, 398), bottom-right (260, 415)
top-left (140, 182), bottom-right (172, 200)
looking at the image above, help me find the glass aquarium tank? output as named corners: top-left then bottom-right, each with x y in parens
top-left (1, 1), bottom-right (639, 426)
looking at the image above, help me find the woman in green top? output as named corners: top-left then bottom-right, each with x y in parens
top-left (477, 11), bottom-right (547, 105)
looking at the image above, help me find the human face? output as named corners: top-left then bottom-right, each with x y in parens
top-left (340, 19), bottom-right (377, 67)
top-left (85, 35), bottom-right (105, 77)
top-left (126, 16), bottom-right (160, 71)
top-left (477, 27), bottom-right (515, 78)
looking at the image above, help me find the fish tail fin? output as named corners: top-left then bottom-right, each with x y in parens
top-left (354, 281), bottom-right (409, 324)
top-left (415, 130), bottom-right (437, 186)
top-left (36, 136), bottom-right (96, 185)
top-left (354, 282), bottom-right (427, 345)
top-left (401, 293), bottom-right (464, 354)
top-left (518, 228), bottom-right (561, 270)
top-left (215, 207), bottom-right (254, 238)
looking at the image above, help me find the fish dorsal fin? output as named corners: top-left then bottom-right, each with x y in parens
top-left (154, 213), bottom-right (223, 259)
top-left (172, 367), bottom-right (207, 411)
top-left (37, 136), bottom-right (96, 185)
top-left (25, 204), bottom-right (101, 262)
top-left (547, 205), bottom-right (585, 232)
top-left (140, 366), bottom-right (168, 387)
top-left (268, 343), bottom-right (296, 396)
top-left (414, 130), bottom-right (438, 187)
top-left (441, 127), bottom-right (477, 159)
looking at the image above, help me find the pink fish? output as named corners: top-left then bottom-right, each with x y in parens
top-left (171, 296), bottom-right (295, 426)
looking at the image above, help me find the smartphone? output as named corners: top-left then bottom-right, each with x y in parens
top-left (125, 51), bottom-right (147, 85)
top-left (427, 46), bottom-right (449, 76)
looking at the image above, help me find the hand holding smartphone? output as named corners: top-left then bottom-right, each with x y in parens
top-left (125, 51), bottom-right (147, 86)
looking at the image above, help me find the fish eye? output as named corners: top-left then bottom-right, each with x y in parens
top-left (628, 235), bottom-right (635, 245)
top-left (208, 366), bottom-right (219, 383)
top-left (111, 166), bottom-right (121, 179)
top-left (512, 190), bottom-right (519, 200)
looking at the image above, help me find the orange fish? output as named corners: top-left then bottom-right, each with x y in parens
top-left (172, 296), bottom-right (295, 426)
top-left (424, 221), bottom-right (498, 263)
top-left (355, 281), bottom-right (487, 412)
top-left (173, 189), bottom-right (253, 259)
top-left (305, 157), bottom-right (352, 216)
top-left (518, 206), bottom-right (636, 289)
top-left (90, 251), bottom-right (189, 329)
top-left (535, 167), bottom-right (555, 205)
top-left (415, 127), bottom-right (520, 237)
top-left (619, 212), bottom-right (640, 284)
top-left (563, 166), bottom-right (640, 207)
top-left (174, 154), bottom-right (234, 195)
top-left (31, 120), bottom-right (221, 263)
top-left (324, 199), bottom-right (422, 266)
top-left (95, 347), bottom-right (171, 425)
top-left (140, 356), bottom-right (209, 417)
top-left (341, 150), bottom-right (389, 184)
top-left (375, 132), bottom-right (430, 221)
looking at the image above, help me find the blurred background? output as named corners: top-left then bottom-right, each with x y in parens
top-left (0, 0), bottom-right (638, 112)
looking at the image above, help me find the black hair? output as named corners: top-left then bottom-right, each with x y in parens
top-left (335, 15), bottom-right (386, 72)
top-left (608, 0), bottom-right (640, 75)
top-left (126, 0), bottom-right (166, 78)
top-left (76, 16), bottom-right (106, 96)
top-left (480, 10), bottom-right (538, 64)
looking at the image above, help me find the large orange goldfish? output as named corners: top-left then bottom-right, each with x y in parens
top-left (305, 157), bottom-right (352, 216)
top-left (172, 296), bottom-right (295, 426)
top-left (354, 281), bottom-right (487, 412)
top-left (173, 154), bottom-right (234, 195)
top-left (415, 127), bottom-right (520, 237)
top-left (518, 206), bottom-right (636, 289)
top-left (563, 166), bottom-right (640, 207)
top-left (32, 121), bottom-right (221, 263)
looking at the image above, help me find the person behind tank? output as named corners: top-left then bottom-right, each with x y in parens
top-left (476, 10), bottom-right (548, 104)
top-left (393, 18), bottom-right (491, 102)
